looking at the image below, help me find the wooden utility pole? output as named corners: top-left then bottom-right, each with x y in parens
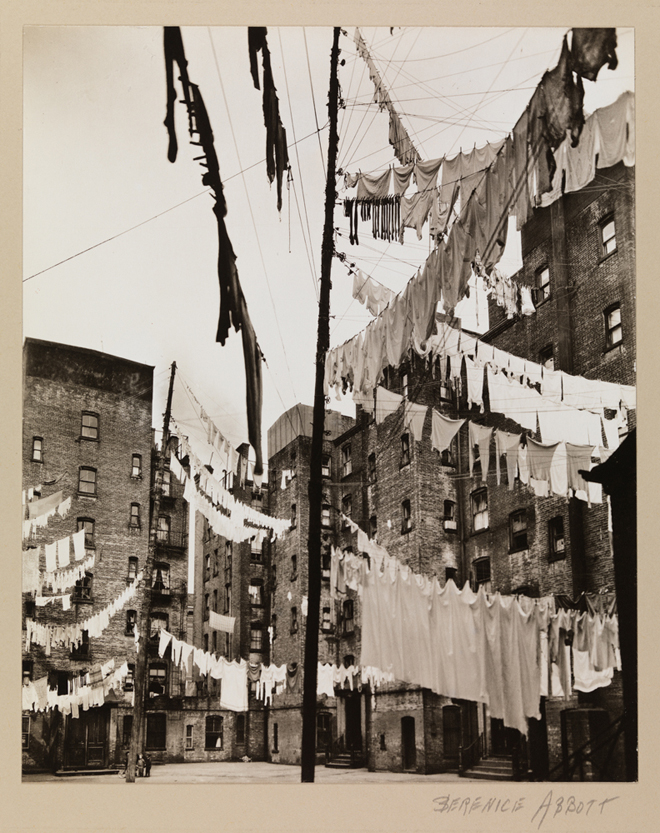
top-left (126, 361), bottom-right (176, 782)
top-left (300, 26), bottom-right (341, 784)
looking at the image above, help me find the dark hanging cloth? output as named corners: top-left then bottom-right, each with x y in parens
top-left (286, 662), bottom-right (300, 693)
top-left (528, 36), bottom-right (585, 196)
top-left (163, 28), bottom-right (264, 481)
top-left (555, 594), bottom-right (588, 613)
top-left (247, 27), bottom-right (290, 212)
top-left (247, 663), bottom-right (262, 683)
top-left (570, 28), bottom-right (618, 81)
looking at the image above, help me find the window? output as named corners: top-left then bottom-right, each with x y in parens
top-left (224, 584), bottom-right (231, 614)
top-left (212, 630), bottom-right (217, 653)
top-left (600, 216), bottom-right (617, 257)
top-left (185, 724), bottom-right (194, 750)
top-left (73, 573), bottom-right (93, 603)
top-left (225, 543), bottom-right (233, 581)
top-left (401, 370), bottom-right (409, 399)
top-left (342, 599), bottom-right (354, 635)
top-left (342, 495), bottom-right (352, 526)
top-left (22, 716), bottom-right (30, 749)
top-left (205, 553), bottom-right (211, 579)
top-left (471, 489), bottom-right (488, 532)
top-left (148, 662), bottom-right (168, 696)
top-left (122, 715), bottom-right (134, 746)
top-left (249, 580), bottom-right (263, 608)
top-left (509, 510), bottom-right (528, 552)
top-left (71, 630), bottom-right (90, 658)
top-left (443, 500), bottom-right (457, 531)
top-left (213, 548), bottom-right (219, 575)
top-left (203, 633), bottom-right (209, 652)
top-left (146, 713), bottom-right (167, 749)
top-left (343, 654), bottom-right (355, 668)
top-left (31, 437), bottom-right (43, 463)
top-left (291, 503), bottom-right (297, 528)
top-left (341, 444), bottom-right (352, 477)
top-left (321, 607), bottom-right (332, 632)
top-left (273, 722), bottom-right (279, 753)
top-left (321, 455), bottom-right (331, 478)
top-left (152, 563), bottom-right (170, 594)
top-left (156, 515), bottom-right (170, 543)
top-left (22, 659), bottom-right (33, 686)
top-left (271, 563), bottom-right (277, 589)
top-left (321, 504), bottom-right (331, 527)
top-left (605, 303), bottom-right (622, 349)
top-left (124, 663), bottom-right (135, 692)
top-left (131, 454), bottom-right (142, 478)
top-left (250, 536), bottom-right (262, 561)
top-left (401, 499), bottom-right (412, 534)
top-left (250, 626), bottom-right (264, 652)
top-left (127, 556), bottom-right (138, 582)
top-left (81, 412), bottom-right (99, 440)
top-left (205, 715), bottom-right (223, 749)
top-left (78, 467), bottom-right (97, 496)
top-left (539, 345), bottom-right (554, 371)
top-left (204, 594), bottom-right (210, 620)
top-left (125, 609), bottom-right (137, 636)
top-left (317, 712), bottom-right (331, 750)
top-left (535, 266), bottom-right (550, 304)
top-left (213, 589), bottom-right (218, 612)
top-left (155, 468), bottom-right (171, 497)
top-left (129, 503), bottom-right (141, 529)
top-left (290, 555), bottom-right (297, 581)
top-left (291, 607), bottom-right (298, 634)
top-left (441, 438), bottom-right (456, 467)
top-left (270, 614), bottom-right (277, 642)
top-left (77, 518), bottom-right (95, 548)
top-left (474, 558), bottom-right (491, 592)
top-left (400, 433), bottom-right (411, 467)
top-left (368, 453), bottom-right (376, 484)
top-left (236, 714), bottom-right (246, 745)
top-left (445, 567), bottom-right (458, 583)
top-left (369, 515), bottom-right (377, 540)
top-left (149, 612), bottom-right (169, 640)
top-left (549, 516), bottom-right (566, 561)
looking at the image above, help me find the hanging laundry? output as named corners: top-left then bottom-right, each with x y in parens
top-left (482, 135), bottom-right (514, 271)
top-left (209, 610), bottom-right (236, 634)
top-left (317, 663), bottom-right (336, 698)
top-left (520, 285), bottom-right (536, 316)
top-left (22, 548), bottom-right (40, 595)
top-left (465, 357), bottom-right (484, 412)
top-left (429, 183), bottom-right (458, 240)
top-left (512, 109), bottom-right (532, 231)
top-left (56, 536), bottom-right (70, 569)
top-left (413, 157), bottom-right (443, 193)
top-left (595, 90), bottom-right (635, 169)
top-left (468, 422), bottom-right (493, 481)
top-left (44, 542), bottom-right (57, 574)
top-left (541, 368), bottom-right (563, 403)
top-left (495, 430), bottom-right (521, 489)
top-left (570, 28), bottom-right (618, 81)
top-left (439, 140), bottom-right (505, 212)
top-left (430, 410), bottom-right (464, 456)
top-left (27, 490), bottom-right (63, 520)
top-left (352, 270), bottom-right (396, 316)
top-left (526, 438), bottom-right (560, 486)
top-left (403, 400), bottom-right (427, 442)
top-left (399, 189), bottom-right (436, 242)
top-left (391, 162), bottom-right (414, 196)
top-left (357, 169), bottom-right (392, 201)
top-left (528, 36), bottom-right (585, 198)
top-left (247, 28), bottom-right (290, 212)
top-left (219, 658), bottom-right (248, 712)
top-left (375, 387), bottom-right (404, 424)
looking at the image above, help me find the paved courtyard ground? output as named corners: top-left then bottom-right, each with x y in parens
top-left (23, 760), bottom-right (480, 784)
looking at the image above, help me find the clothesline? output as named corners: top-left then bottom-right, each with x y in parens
top-left (22, 492), bottom-right (73, 540)
top-left (24, 572), bottom-right (144, 654)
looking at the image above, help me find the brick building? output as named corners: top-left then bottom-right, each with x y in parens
top-left (261, 159), bottom-right (634, 778)
top-left (22, 339), bottom-right (156, 772)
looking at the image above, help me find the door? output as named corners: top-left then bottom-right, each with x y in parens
top-left (65, 708), bottom-right (108, 770)
top-left (443, 705), bottom-right (461, 761)
top-left (490, 717), bottom-right (514, 756)
top-left (401, 716), bottom-right (417, 771)
top-left (344, 692), bottom-right (362, 751)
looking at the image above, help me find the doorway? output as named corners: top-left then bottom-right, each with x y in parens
top-left (65, 707), bottom-right (108, 769)
top-left (401, 716), bottom-right (417, 771)
top-left (443, 705), bottom-right (461, 762)
top-left (344, 691), bottom-right (362, 751)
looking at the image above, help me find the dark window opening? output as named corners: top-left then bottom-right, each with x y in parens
top-left (146, 713), bottom-right (166, 749)
top-left (342, 600), bottom-right (354, 635)
top-left (77, 518), bottom-right (95, 548)
top-left (509, 509), bottom-right (528, 552)
top-left (549, 516), bottom-right (566, 561)
top-left (341, 444), bottom-right (352, 477)
top-left (605, 303), bottom-right (622, 349)
top-left (471, 489), bottom-right (488, 532)
top-left (400, 433), bottom-right (411, 467)
top-left (290, 607), bottom-right (298, 634)
top-left (401, 499), bottom-right (412, 534)
top-left (236, 715), bottom-right (246, 745)
top-left (368, 453), bottom-right (376, 484)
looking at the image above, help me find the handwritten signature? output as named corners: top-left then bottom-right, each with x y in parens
top-left (433, 791), bottom-right (619, 829)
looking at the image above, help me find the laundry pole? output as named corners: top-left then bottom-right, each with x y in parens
top-left (300, 26), bottom-right (341, 784)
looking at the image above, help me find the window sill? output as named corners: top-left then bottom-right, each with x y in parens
top-left (73, 597), bottom-right (94, 605)
top-left (599, 248), bottom-right (618, 265)
top-left (548, 553), bottom-right (566, 563)
top-left (77, 492), bottom-right (98, 500)
top-left (78, 437), bottom-right (99, 443)
top-left (603, 342), bottom-right (623, 356)
top-left (399, 461), bottom-right (411, 470)
top-left (509, 545), bottom-right (528, 554)
top-left (31, 459), bottom-right (44, 464)
top-left (471, 528), bottom-right (489, 536)
top-left (401, 528), bottom-right (413, 535)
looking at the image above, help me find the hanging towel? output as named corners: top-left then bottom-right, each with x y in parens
top-left (375, 386), bottom-right (404, 424)
top-left (541, 368), bottom-right (563, 403)
top-left (431, 410), bottom-right (465, 455)
top-left (413, 157), bottom-right (443, 192)
top-left (391, 162), bottom-right (414, 196)
top-left (469, 422), bottom-right (493, 481)
top-left (357, 169), bottom-right (392, 201)
top-left (45, 542), bottom-right (57, 573)
top-left (209, 611), bottom-right (236, 633)
top-left (57, 536), bottom-right (70, 569)
top-left (526, 437), bottom-right (560, 487)
top-left (595, 90), bottom-right (635, 168)
top-left (72, 528), bottom-right (85, 561)
top-left (22, 548), bottom-right (40, 595)
top-left (27, 491), bottom-right (63, 520)
top-left (465, 357), bottom-right (484, 412)
top-left (403, 401), bottom-right (427, 442)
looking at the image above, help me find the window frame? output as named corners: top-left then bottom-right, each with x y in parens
top-left (236, 714), bottom-right (246, 745)
top-left (77, 517), bottom-right (95, 549)
top-left (149, 612), bottom-right (169, 640)
top-left (185, 724), bottom-right (194, 750)
top-left (125, 609), bottom-right (137, 636)
top-left (342, 494), bottom-right (352, 526)
top-left (321, 606), bottom-right (332, 632)
top-left (72, 572), bottom-right (93, 604)
top-left (604, 302), bottom-right (623, 350)
top-left (129, 502), bottom-right (141, 529)
top-left (250, 625), bottom-right (264, 652)
top-left (341, 444), bottom-right (352, 478)
top-left (290, 503), bottom-right (297, 529)
top-left (290, 606), bottom-right (298, 634)
top-left (474, 557), bottom-right (491, 591)
top-left (401, 499), bottom-right (413, 534)
top-left (548, 515), bottom-right (566, 562)
top-left (22, 716), bottom-right (30, 749)
top-left (156, 514), bottom-right (170, 544)
top-left (80, 411), bottom-right (99, 441)
top-left (443, 500), bottom-right (457, 532)
top-left (342, 599), bottom-right (354, 635)
top-left (509, 509), bottom-right (528, 553)
top-left (367, 453), bottom-right (376, 484)
top-left (400, 433), bottom-right (411, 468)
top-left (31, 437), bottom-right (44, 463)
top-left (146, 713), bottom-right (167, 750)
top-left (321, 455), bottom-right (331, 478)
top-left (290, 554), bottom-right (297, 581)
top-left (534, 265), bottom-right (550, 305)
top-left (369, 515), bottom-right (377, 540)
top-left (600, 215), bottom-right (617, 259)
top-left (148, 662), bottom-right (168, 696)
top-left (77, 467), bottom-right (97, 496)
top-left (321, 504), bottom-right (331, 527)
top-left (151, 562), bottom-right (171, 594)
top-left (131, 454), bottom-right (142, 479)
top-left (471, 488), bottom-right (489, 533)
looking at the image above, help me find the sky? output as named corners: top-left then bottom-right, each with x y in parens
top-left (23, 26), bottom-right (634, 470)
